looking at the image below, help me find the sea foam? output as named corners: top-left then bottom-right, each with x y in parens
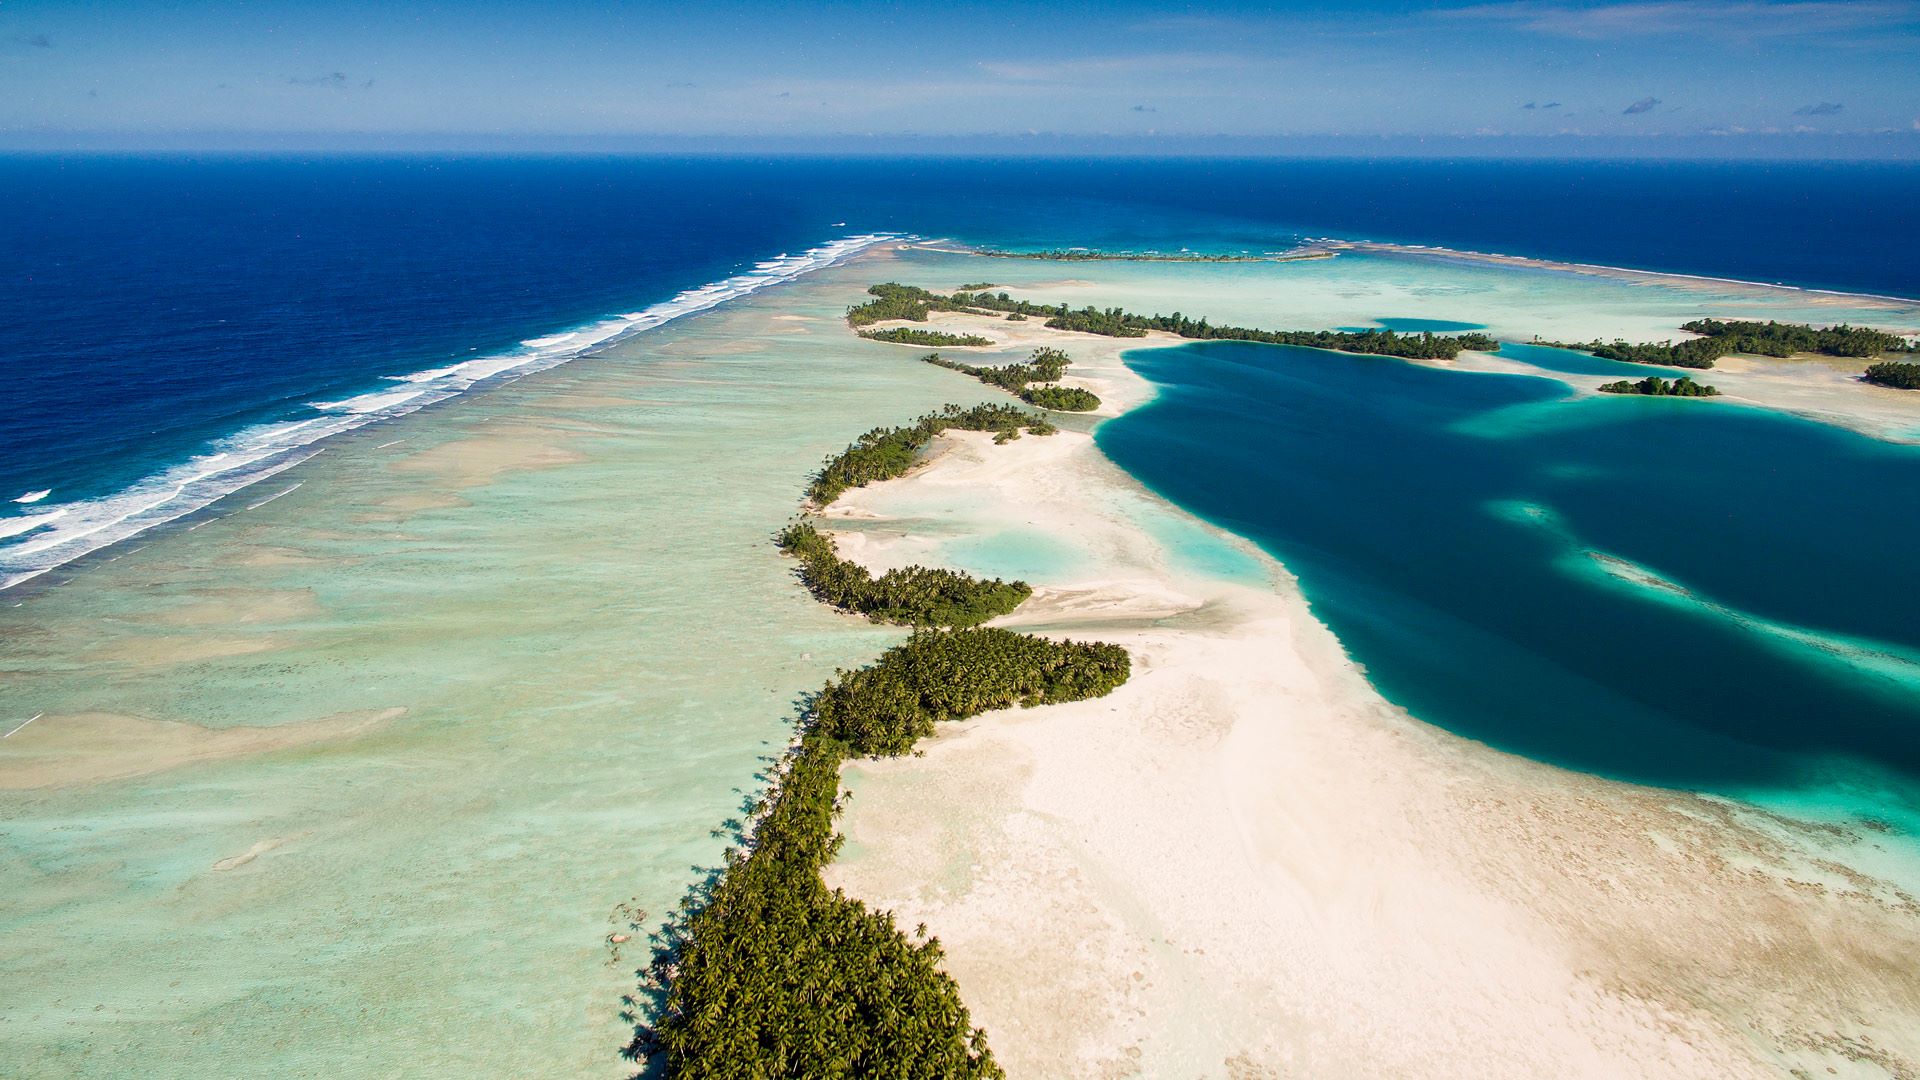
top-left (0, 233), bottom-right (894, 590)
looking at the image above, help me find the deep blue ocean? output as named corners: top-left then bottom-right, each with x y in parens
top-left (4, 154), bottom-right (1917, 804)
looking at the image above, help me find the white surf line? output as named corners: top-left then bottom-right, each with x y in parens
top-left (3, 714), bottom-right (44, 739)
top-left (247, 482), bottom-right (303, 511)
top-left (0, 234), bottom-right (892, 593)
top-left (373, 439), bottom-right (406, 449)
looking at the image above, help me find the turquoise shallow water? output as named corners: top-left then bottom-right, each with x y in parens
top-left (0, 259), bottom-right (1007, 1078)
top-left (942, 528), bottom-right (1083, 584)
top-left (1099, 341), bottom-right (1920, 832)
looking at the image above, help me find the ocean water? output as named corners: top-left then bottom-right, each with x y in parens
top-left (6, 156), bottom-right (1919, 590)
top-left (1099, 341), bottom-right (1920, 820)
top-left (5, 156), bottom-right (1920, 1075)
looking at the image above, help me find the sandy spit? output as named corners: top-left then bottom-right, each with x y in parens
top-left (818, 322), bottom-right (1920, 1079)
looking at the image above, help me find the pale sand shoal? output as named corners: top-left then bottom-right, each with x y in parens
top-left (1446, 347), bottom-right (1920, 444)
top-left (819, 324), bottom-right (1920, 1078)
top-left (1317, 240), bottom-right (1920, 314)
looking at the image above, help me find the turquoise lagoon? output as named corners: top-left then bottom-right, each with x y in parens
top-left (1099, 338), bottom-right (1920, 839)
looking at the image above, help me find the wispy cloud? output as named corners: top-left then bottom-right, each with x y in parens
top-left (289, 72), bottom-right (350, 88)
top-left (1439, 1), bottom-right (1919, 39)
top-left (1131, 104), bottom-right (1157, 113)
top-left (1521, 101), bottom-right (1563, 109)
top-left (1622, 96), bottom-right (1661, 114)
top-left (12, 32), bottom-right (54, 48)
top-left (1793, 101), bottom-right (1844, 115)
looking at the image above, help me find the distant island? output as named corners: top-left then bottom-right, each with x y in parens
top-left (974, 248), bottom-right (1331, 263)
top-left (847, 283), bottom-right (1498, 361)
top-left (1597, 375), bottom-right (1721, 397)
top-left (1540, 319), bottom-right (1918, 370)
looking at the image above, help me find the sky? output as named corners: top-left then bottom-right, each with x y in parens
top-left (2, 0), bottom-right (1918, 154)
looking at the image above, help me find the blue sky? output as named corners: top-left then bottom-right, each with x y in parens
top-left (2, 0), bottom-right (1917, 152)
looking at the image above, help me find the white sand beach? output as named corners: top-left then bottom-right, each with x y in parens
top-left (820, 312), bottom-right (1920, 1078)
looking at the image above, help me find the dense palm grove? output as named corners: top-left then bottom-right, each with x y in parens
top-left (977, 248), bottom-right (1263, 262)
top-left (858, 327), bottom-right (993, 347)
top-left (636, 394), bottom-right (1134, 1078)
top-left (1681, 319), bottom-right (1916, 358)
top-left (633, 721), bottom-right (1002, 1079)
top-left (1020, 385), bottom-right (1102, 411)
top-left (1863, 361), bottom-right (1920, 389)
top-left (778, 521), bottom-right (1032, 628)
top-left (922, 347), bottom-right (1103, 412)
top-left (812, 628), bottom-right (1131, 756)
top-left (1545, 318), bottom-right (1917, 370)
top-left (1042, 306), bottom-right (1500, 358)
top-left (845, 282), bottom-right (1498, 360)
top-left (1597, 375), bottom-right (1722, 397)
top-left (636, 627), bottom-right (1129, 1078)
top-left (808, 404), bottom-right (1056, 506)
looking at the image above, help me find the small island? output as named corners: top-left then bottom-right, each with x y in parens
top-left (858, 327), bottom-right (993, 347)
top-left (1864, 361), bottom-right (1920, 390)
top-left (1597, 375), bottom-right (1721, 397)
top-left (922, 347), bottom-right (1102, 412)
top-left (1540, 318), bottom-right (1918, 370)
top-left (807, 403), bottom-right (1056, 506)
top-left (974, 247), bottom-right (1333, 264)
top-left (847, 282), bottom-right (1498, 361)
top-left (777, 520), bottom-right (1031, 627)
top-left (976, 248), bottom-right (1261, 262)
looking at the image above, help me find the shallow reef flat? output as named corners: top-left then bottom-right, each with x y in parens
top-left (0, 250), bottom-right (1012, 1078)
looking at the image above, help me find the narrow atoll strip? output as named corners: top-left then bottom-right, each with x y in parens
top-left (632, 384), bottom-right (1132, 1075)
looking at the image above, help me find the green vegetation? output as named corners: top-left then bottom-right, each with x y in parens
top-left (1589, 339), bottom-right (1725, 369)
top-left (922, 347), bottom-right (1065, 390)
top-left (859, 327), bottom-right (993, 347)
top-left (636, 388), bottom-right (1136, 1076)
top-left (808, 403), bottom-right (1056, 506)
top-left (1597, 375), bottom-right (1722, 397)
top-left (633, 724), bottom-right (997, 1078)
top-left (1045, 306), bottom-right (1500, 359)
top-left (778, 520), bottom-right (1031, 628)
top-left (852, 282), bottom-right (1495, 363)
top-left (814, 628), bottom-right (1132, 756)
top-left (921, 347), bottom-right (1103, 413)
top-left (1864, 361), bottom-right (1920, 389)
top-left (1020, 386), bottom-right (1102, 411)
top-left (957, 281), bottom-right (998, 290)
top-left (1679, 319), bottom-right (1916, 358)
top-left (976, 248), bottom-right (1263, 263)
top-left (1005, 313), bottom-right (1027, 322)
top-left (846, 283), bottom-right (948, 327)
top-left (1541, 319), bottom-right (1917, 371)
top-left (846, 283), bottom-right (1053, 326)
top-left (636, 626), bottom-right (1129, 1076)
